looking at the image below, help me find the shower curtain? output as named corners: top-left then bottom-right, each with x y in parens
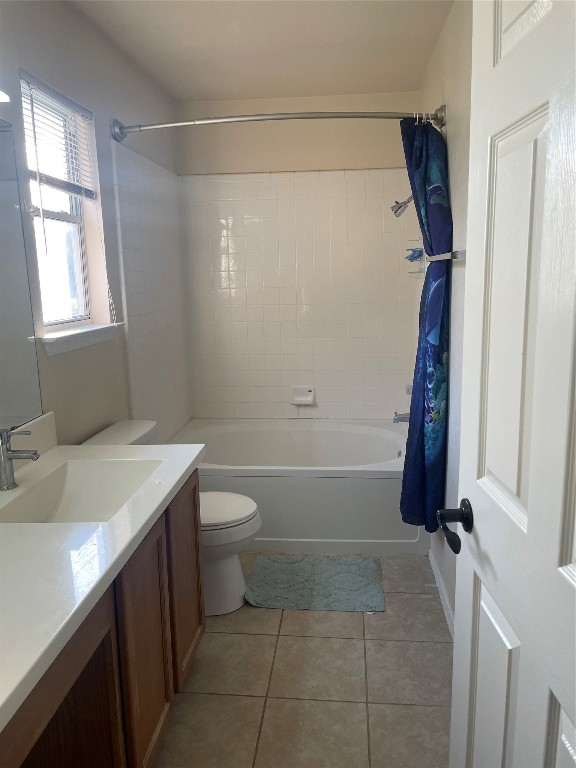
top-left (399, 118), bottom-right (452, 533)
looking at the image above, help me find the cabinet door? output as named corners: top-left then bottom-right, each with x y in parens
top-left (0, 588), bottom-right (125, 768)
top-left (165, 470), bottom-right (205, 691)
top-left (115, 517), bottom-right (173, 768)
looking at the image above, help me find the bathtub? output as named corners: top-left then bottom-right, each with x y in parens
top-left (171, 419), bottom-right (429, 555)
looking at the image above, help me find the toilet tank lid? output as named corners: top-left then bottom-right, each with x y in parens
top-left (83, 420), bottom-right (158, 446)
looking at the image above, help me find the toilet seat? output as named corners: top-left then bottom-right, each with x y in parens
top-left (200, 491), bottom-right (258, 531)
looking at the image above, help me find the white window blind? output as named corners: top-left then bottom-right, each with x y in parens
top-left (20, 72), bottom-right (96, 201)
top-left (20, 72), bottom-right (97, 325)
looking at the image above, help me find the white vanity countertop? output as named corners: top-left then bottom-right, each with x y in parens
top-left (0, 443), bottom-right (205, 733)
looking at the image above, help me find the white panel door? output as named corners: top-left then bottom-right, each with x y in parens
top-left (450, 1), bottom-right (575, 767)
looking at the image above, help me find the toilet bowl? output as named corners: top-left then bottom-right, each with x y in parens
top-left (200, 491), bottom-right (262, 616)
top-left (84, 421), bottom-right (260, 617)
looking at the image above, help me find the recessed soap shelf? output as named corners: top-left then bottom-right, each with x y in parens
top-left (291, 386), bottom-right (316, 406)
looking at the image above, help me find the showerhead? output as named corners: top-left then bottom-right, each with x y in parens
top-left (391, 195), bottom-right (413, 217)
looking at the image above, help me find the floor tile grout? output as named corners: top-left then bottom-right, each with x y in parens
top-left (365, 638), bottom-right (453, 644)
top-left (265, 697), bottom-right (452, 708)
top-left (366, 701), bottom-right (452, 709)
top-left (179, 690), bottom-right (265, 699)
top-left (205, 628), bottom-right (452, 643)
top-left (264, 695), bottom-right (451, 707)
top-left (363, 612), bottom-right (372, 768)
top-left (251, 608), bottom-right (284, 768)
top-left (205, 630), bottom-right (280, 636)
top-left (178, 689), bottom-right (452, 708)
top-left (278, 633), bottom-right (365, 639)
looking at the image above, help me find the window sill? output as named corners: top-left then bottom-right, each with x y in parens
top-left (38, 323), bottom-right (122, 356)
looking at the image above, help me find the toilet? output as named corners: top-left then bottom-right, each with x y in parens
top-left (84, 420), bottom-right (262, 617)
top-left (200, 492), bottom-right (261, 616)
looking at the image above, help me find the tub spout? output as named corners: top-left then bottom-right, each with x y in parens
top-left (393, 411), bottom-right (410, 423)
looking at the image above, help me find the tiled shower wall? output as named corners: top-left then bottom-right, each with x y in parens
top-left (113, 144), bottom-right (190, 441)
top-left (182, 169), bottom-right (424, 420)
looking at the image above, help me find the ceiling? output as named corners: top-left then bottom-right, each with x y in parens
top-left (73, 0), bottom-right (454, 102)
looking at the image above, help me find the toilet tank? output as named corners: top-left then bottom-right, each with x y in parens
top-left (83, 420), bottom-right (158, 446)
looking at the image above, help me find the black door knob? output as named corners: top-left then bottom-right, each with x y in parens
top-left (436, 499), bottom-right (474, 554)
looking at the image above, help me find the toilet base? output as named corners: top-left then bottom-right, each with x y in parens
top-left (203, 553), bottom-right (247, 616)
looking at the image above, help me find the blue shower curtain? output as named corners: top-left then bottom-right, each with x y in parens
top-left (399, 119), bottom-right (452, 533)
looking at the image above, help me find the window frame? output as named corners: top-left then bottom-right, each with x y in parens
top-left (29, 184), bottom-right (92, 329)
top-left (20, 73), bottom-right (97, 330)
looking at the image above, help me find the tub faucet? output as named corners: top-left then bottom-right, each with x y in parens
top-left (393, 411), bottom-right (410, 423)
top-left (0, 429), bottom-right (40, 491)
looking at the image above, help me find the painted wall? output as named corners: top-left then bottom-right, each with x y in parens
top-left (0, 1), bottom-right (177, 443)
top-left (34, 336), bottom-right (130, 444)
top-left (113, 144), bottom-right (190, 442)
top-left (176, 92), bottom-right (423, 175)
top-left (182, 169), bottom-right (423, 419)
top-left (419, 0), bottom-right (473, 622)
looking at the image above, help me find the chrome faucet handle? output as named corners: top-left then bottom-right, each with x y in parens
top-left (0, 429), bottom-right (32, 449)
top-left (0, 428), bottom-right (31, 435)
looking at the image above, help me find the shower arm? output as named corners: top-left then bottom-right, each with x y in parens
top-left (110, 105), bottom-right (446, 142)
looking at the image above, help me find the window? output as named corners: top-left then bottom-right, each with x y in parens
top-left (20, 73), bottom-right (97, 327)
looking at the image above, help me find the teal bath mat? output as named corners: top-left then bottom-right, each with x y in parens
top-left (245, 555), bottom-right (386, 612)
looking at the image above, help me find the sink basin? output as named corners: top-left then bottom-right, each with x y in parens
top-left (0, 459), bottom-right (162, 523)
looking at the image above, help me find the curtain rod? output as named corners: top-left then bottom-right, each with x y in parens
top-left (110, 105), bottom-right (446, 142)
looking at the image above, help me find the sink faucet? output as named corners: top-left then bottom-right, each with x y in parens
top-left (393, 411), bottom-right (410, 423)
top-left (0, 429), bottom-right (40, 491)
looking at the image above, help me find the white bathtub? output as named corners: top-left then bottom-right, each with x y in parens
top-left (171, 419), bottom-right (429, 555)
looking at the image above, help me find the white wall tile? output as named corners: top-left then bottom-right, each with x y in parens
top-left (182, 168), bottom-right (423, 419)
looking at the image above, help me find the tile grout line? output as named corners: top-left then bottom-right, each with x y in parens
top-left (208, 630), bottom-right (364, 639)
top-left (251, 608), bottom-right (284, 768)
top-left (205, 628), bottom-right (452, 644)
top-left (364, 637), bottom-right (453, 645)
top-left (363, 612), bottom-right (372, 768)
top-left (179, 689), bottom-right (452, 708)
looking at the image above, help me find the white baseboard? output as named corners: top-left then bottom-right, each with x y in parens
top-left (428, 548), bottom-right (454, 639)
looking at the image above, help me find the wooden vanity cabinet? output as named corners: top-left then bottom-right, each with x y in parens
top-left (164, 470), bottom-right (205, 691)
top-left (1, 470), bottom-right (204, 768)
top-left (0, 588), bottom-right (125, 768)
top-left (115, 516), bottom-right (174, 768)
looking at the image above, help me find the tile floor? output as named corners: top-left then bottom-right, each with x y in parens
top-left (153, 554), bottom-right (452, 768)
